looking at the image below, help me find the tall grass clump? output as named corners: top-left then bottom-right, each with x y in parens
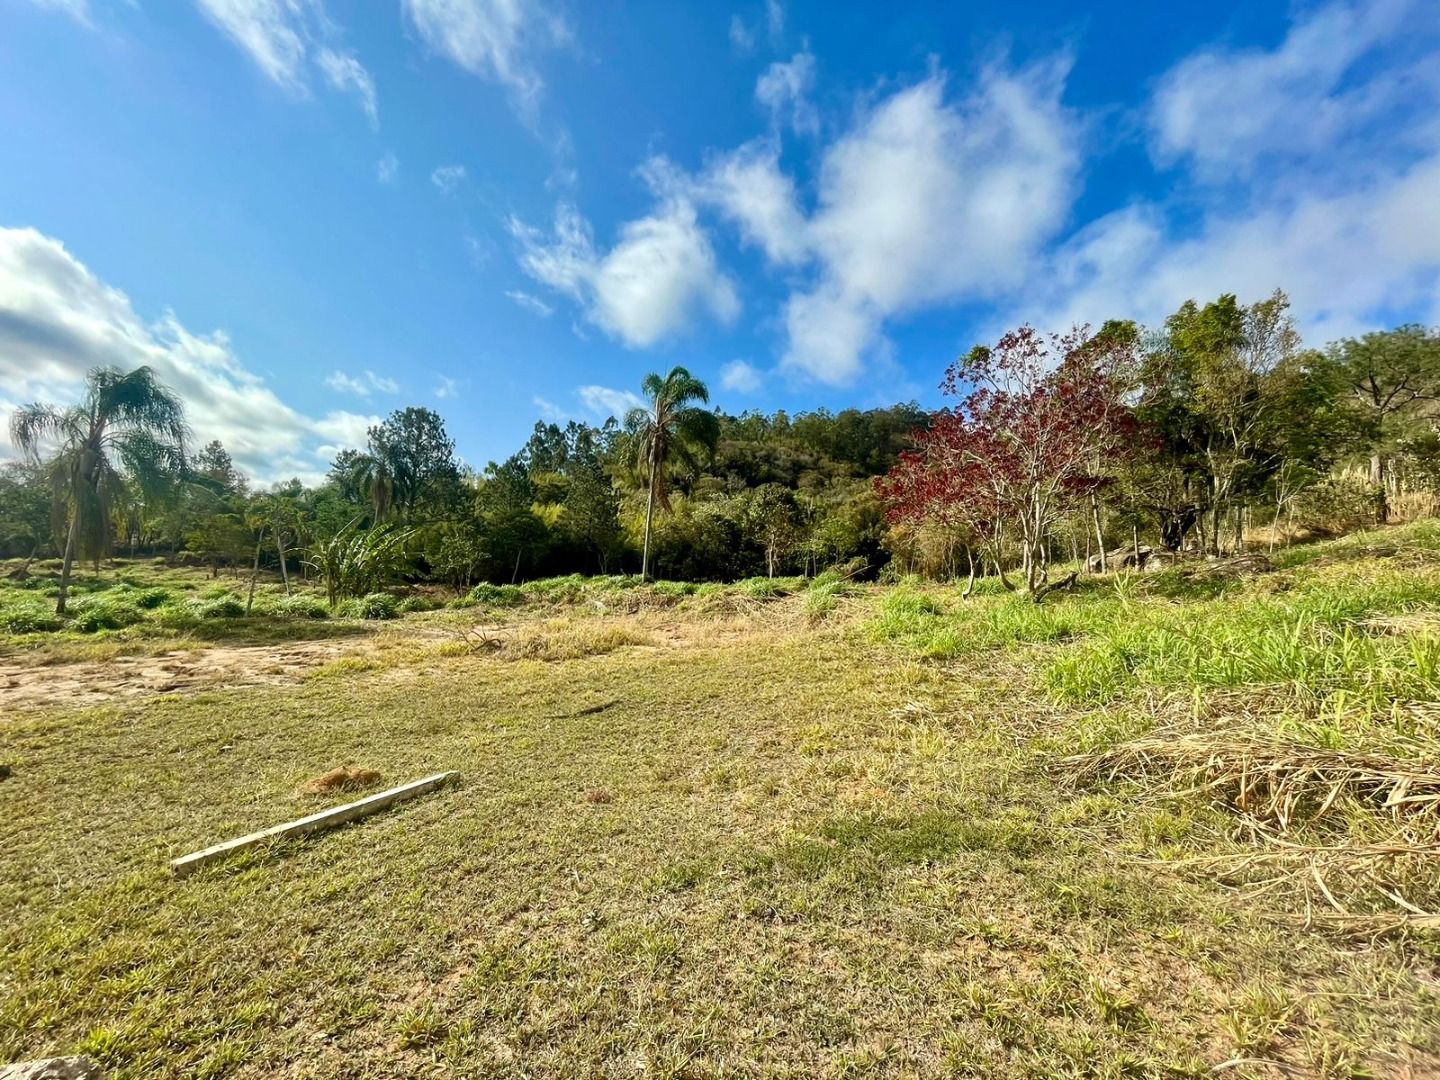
top-left (1045, 576), bottom-right (1440, 721)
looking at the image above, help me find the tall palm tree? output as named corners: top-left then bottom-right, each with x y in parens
top-left (10, 366), bottom-right (188, 614)
top-left (625, 366), bottom-right (719, 581)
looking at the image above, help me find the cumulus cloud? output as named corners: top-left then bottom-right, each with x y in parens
top-left (431, 164), bottom-right (468, 193)
top-left (694, 140), bottom-right (809, 264)
top-left (325, 369), bottom-right (398, 397)
top-left (755, 50), bottom-right (817, 135)
top-left (720, 360), bottom-right (762, 393)
top-left (509, 192), bottom-right (740, 349)
top-left (0, 226), bottom-right (375, 484)
top-left (577, 385), bottom-right (646, 419)
top-left (1149, 0), bottom-right (1431, 178)
top-left (505, 289), bottom-right (554, 317)
top-left (401, 0), bottom-right (568, 116)
top-left (697, 60), bottom-right (1078, 383)
top-left (193, 0), bottom-right (378, 122)
top-left (1014, 0), bottom-right (1440, 344)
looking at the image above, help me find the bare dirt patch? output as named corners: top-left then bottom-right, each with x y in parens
top-left (0, 639), bottom-right (362, 713)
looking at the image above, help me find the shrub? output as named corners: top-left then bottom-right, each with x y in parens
top-left (132, 587), bottom-right (173, 610)
top-left (468, 583), bottom-right (524, 607)
top-left (341, 592), bottom-right (399, 620)
top-left (194, 596), bottom-right (246, 619)
top-left (69, 597), bottom-right (145, 632)
top-left (650, 580), bottom-right (698, 598)
top-left (2, 606), bottom-right (63, 634)
top-left (274, 594), bottom-right (329, 619)
top-left (397, 595), bottom-right (438, 614)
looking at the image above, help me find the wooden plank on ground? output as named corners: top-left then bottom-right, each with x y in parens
top-left (170, 771), bottom-right (459, 877)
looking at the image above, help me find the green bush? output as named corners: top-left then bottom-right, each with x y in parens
top-left (132, 587), bottom-right (173, 610)
top-left (468, 583), bottom-right (524, 607)
top-left (340, 592), bottom-right (400, 620)
top-left (397, 595), bottom-right (438, 614)
top-left (69, 597), bottom-right (145, 632)
top-left (274, 594), bottom-right (329, 619)
top-left (1, 606), bottom-right (63, 634)
top-left (193, 595), bottom-right (246, 619)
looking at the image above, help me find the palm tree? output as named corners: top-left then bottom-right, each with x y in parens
top-left (625, 366), bottom-right (719, 581)
top-left (10, 366), bottom-right (188, 614)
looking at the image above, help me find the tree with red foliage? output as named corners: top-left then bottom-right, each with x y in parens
top-left (877, 324), bottom-right (1138, 596)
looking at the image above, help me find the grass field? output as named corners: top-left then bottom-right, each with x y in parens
top-left (3, 530), bottom-right (1440, 1078)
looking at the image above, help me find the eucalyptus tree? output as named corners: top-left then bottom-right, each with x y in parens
top-left (625, 366), bottom-right (720, 581)
top-left (9, 366), bottom-right (188, 614)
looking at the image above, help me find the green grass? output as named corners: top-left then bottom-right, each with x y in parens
top-left (3, 533), bottom-right (1440, 1076)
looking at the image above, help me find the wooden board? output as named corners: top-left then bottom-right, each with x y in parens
top-left (170, 771), bottom-right (458, 877)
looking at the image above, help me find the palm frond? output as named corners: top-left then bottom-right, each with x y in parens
top-left (8, 403), bottom-right (69, 461)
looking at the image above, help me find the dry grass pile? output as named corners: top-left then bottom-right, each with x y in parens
top-left (1057, 731), bottom-right (1440, 928)
top-left (296, 765), bottom-right (382, 797)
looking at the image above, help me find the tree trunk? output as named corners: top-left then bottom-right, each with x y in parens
top-left (275, 532), bottom-right (291, 595)
top-left (640, 452), bottom-right (658, 582)
top-left (961, 546), bottom-right (976, 600)
top-left (510, 546), bottom-right (523, 584)
top-left (1091, 494), bottom-right (1106, 573)
top-left (245, 528), bottom-right (265, 615)
top-left (1371, 453), bottom-right (1389, 524)
top-left (1132, 522), bottom-right (1141, 569)
top-left (54, 505), bottom-right (81, 616)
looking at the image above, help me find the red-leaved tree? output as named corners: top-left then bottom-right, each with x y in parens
top-left (877, 324), bottom-right (1138, 596)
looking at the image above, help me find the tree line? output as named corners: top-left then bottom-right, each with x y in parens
top-left (4, 288), bottom-right (1439, 611)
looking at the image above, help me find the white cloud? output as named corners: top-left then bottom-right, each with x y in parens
top-left (728, 14), bottom-right (754, 52)
top-left (756, 50), bottom-right (817, 135)
top-left (431, 164), bottom-right (468, 193)
top-left (577, 385), bottom-right (645, 419)
top-left (510, 191), bottom-right (740, 349)
top-left (377, 151), bottom-right (399, 183)
top-left (316, 46), bottom-right (378, 127)
top-left (434, 374), bottom-right (468, 399)
top-left (695, 140), bottom-right (809, 265)
top-left (195, 0), bottom-right (309, 89)
top-left (325, 369), bottom-right (398, 397)
top-left (1025, 148), bottom-right (1440, 347)
top-left (505, 289), bottom-right (554, 317)
top-left (193, 0), bottom-right (378, 122)
top-left (1149, 0), bottom-right (1427, 178)
top-left (532, 394), bottom-right (565, 420)
top-left (765, 0), bottom-right (784, 42)
top-left (725, 60), bottom-right (1078, 383)
top-left (22, 0), bottom-right (92, 26)
top-left (0, 226), bottom-right (375, 483)
top-left (401, 0), bottom-right (568, 115)
top-left (720, 360), bottom-right (762, 393)
top-left (1003, 1), bottom-right (1440, 345)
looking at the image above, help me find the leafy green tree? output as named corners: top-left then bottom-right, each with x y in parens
top-left (1327, 325), bottom-right (1440, 522)
top-left (366, 407), bottom-right (461, 522)
top-left (0, 462), bottom-right (51, 560)
top-left (626, 367), bottom-right (720, 581)
top-left (9, 366), bottom-right (187, 613)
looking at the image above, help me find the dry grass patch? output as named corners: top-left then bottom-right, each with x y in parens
top-left (296, 766), bottom-right (383, 797)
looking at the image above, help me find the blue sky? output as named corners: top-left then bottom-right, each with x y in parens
top-left (2, 0), bottom-right (1438, 483)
